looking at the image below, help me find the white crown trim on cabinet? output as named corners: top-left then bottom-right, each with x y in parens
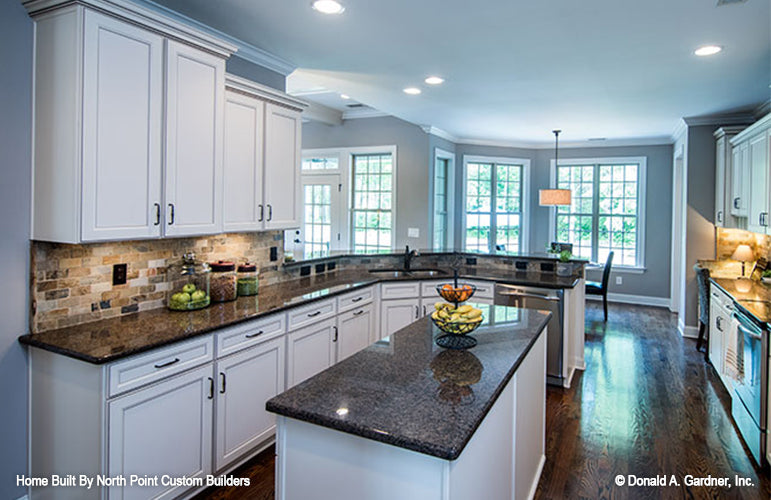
top-left (225, 74), bottom-right (307, 111)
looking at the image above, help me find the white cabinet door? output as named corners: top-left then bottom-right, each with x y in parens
top-left (287, 317), bottom-right (336, 388)
top-left (108, 364), bottom-right (213, 500)
top-left (708, 292), bottom-right (724, 376)
top-left (81, 11), bottom-right (163, 241)
top-left (164, 40), bottom-right (225, 237)
top-left (337, 304), bottom-right (375, 361)
top-left (215, 336), bottom-right (285, 471)
top-left (715, 135), bottom-right (727, 227)
top-left (380, 298), bottom-right (421, 338)
top-left (264, 103), bottom-right (301, 229)
top-left (747, 133), bottom-right (769, 233)
top-left (223, 90), bottom-right (265, 232)
top-left (730, 142), bottom-right (749, 217)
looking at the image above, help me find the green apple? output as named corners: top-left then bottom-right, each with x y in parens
top-left (174, 292), bottom-right (191, 303)
top-left (182, 283), bottom-right (196, 294)
top-left (191, 290), bottom-right (206, 301)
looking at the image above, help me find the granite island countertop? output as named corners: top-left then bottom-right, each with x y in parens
top-left (710, 277), bottom-right (771, 327)
top-left (19, 267), bottom-right (579, 364)
top-left (266, 307), bottom-right (551, 460)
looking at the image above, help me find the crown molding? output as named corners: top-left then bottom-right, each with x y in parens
top-left (682, 111), bottom-right (755, 127)
top-left (755, 99), bottom-right (771, 119)
top-left (127, 0), bottom-right (296, 75)
top-left (301, 100), bottom-right (343, 126)
top-left (225, 74), bottom-right (307, 110)
top-left (455, 136), bottom-right (674, 150)
top-left (671, 119), bottom-right (687, 143)
top-left (420, 126), bottom-right (459, 143)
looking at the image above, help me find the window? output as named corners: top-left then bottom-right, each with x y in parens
top-left (303, 184), bottom-right (333, 258)
top-left (553, 157), bottom-right (646, 267)
top-left (302, 157), bottom-right (339, 171)
top-left (463, 156), bottom-right (529, 253)
top-left (352, 153), bottom-right (393, 253)
top-left (432, 148), bottom-right (455, 251)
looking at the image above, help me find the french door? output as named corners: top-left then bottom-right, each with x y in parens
top-left (300, 174), bottom-right (344, 259)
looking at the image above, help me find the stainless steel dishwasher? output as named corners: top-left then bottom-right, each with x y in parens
top-left (495, 284), bottom-right (564, 386)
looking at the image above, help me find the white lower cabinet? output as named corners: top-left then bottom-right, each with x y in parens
top-left (381, 298), bottom-right (421, 337)
top-left (108, 364), bottom-right (213, 500)
top-left (214, 336), bottom-right (285, 471)
top-left (337, 303), bottom-right (375, 362)
top-left (287, 317), bottom-right (337, 388)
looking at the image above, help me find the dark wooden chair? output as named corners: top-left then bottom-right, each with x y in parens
top-left (694, 264), bottom-right (710, 359)
top-left (586, 251), bottom-right (614, 321)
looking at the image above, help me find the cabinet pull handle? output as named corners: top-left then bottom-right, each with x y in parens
top-left (332, 326), bottom-right (338, 342)
top-left (168, 203), bottom-right (175, 225)
top-left (717, 210), bottom-right (723, 223)
top-left (734, 197), bottom-right (740, 209)
top-left (414, 305), bottom-right (419, 319)
top-left (353, 309), bottom-right (364, 316)
top-left (153, 203), bottom-right (161, 226)
top-left (220, 372), bottom-right (226, 394)
top-left (716, 317), bottom-right (722, 331)
top-left (258, 204), bottom-right (264, 222)
top-left (307, 310), bottom-right (322, 318)
top-left (245, 330), bottom-right (264, 339)
top-left (422, 305), bottom-right (427, 316)
top-left (268, 204), bottom-right (273, 221)
top-left (207, 377), bottom-right (214, 399)
top-left (351, 297), bottom-right (364, 303)
top-left (154, 358), bottom-right (180, 369)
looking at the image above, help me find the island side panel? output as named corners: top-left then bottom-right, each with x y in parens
top-left (275, 417), bottom-right (447, 500)
top-left (514, 331), bottom-right (547, 500)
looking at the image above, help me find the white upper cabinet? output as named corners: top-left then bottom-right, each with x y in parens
top-left (747, 132), bottom-right (769, 233)
top-left (713, 127), bottom-right (745, 229)
top-left (164, 41), bottom-right (225, 237)
top-left (26, 1), bottom-right (236, 243)
top-left (264, 103), bottom-right (302, 229)
top-left (730, 113), bottom-right (771, 235)
top-left (730, 142), bottom-right (749, 218)
top-left (222, 77), bottom-right (306, 232)
top-left (223, 91), bottom-right (265, 232)
top-left (81, 11), bottom-right (164, 241)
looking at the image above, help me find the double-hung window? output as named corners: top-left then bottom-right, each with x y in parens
top-left (463, 156), bottom-right (530, 253)
top-left (552, 157), bottom-right (646, 268)
top-left (352, 153), bottom-right (394, 253)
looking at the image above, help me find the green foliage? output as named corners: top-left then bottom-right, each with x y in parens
top-left (559, 249), bottom-right (572, 262)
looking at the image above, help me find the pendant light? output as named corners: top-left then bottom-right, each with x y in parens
top-left (539, 130), bottom-right (572, 206)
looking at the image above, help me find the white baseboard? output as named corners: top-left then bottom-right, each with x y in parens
top-left (679, 323), bottom-right (700, 339)
top-left (586, 292), bottom-right (670, 308)
top-left (526, 454), bottom-right (547, 500)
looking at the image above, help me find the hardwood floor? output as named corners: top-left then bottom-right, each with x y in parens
top-left (196, 302), bottom-right (770, 500)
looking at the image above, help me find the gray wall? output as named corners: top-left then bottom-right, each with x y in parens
top-left (683, 125), bottom-right (719, 327)
top-left (225, 55), bottom-right (286, 91)
top-left (0, 0), bottom-right (32, 497)
top-left (302, 116), bottom-right (432, 249)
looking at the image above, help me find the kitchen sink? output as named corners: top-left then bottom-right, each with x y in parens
top-left (368, 268), bottom-right (447, 278)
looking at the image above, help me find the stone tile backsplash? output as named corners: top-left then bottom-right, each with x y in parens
top-left (31, 232), bottom-right (285, 333)
top-left (716, 228), bottom-right (771, 262)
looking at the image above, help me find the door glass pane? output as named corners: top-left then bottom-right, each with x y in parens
top-left (303, 184), bottom-right (332, 258)
top-left (434, 158), bottom-right (449, 250)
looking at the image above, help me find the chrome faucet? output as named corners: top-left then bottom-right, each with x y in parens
top-left (404, 245), bottom-right (419, 270)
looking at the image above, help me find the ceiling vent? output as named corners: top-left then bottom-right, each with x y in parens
top-left (717, 0), bottom-right (747, 5)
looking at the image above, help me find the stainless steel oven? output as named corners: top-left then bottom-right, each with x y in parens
top-left (731, 308), bottom-right (768, 465)
top-left (495, 284), bottom-right (564, 386)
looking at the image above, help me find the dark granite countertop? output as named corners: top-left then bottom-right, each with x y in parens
top-left (266, 307), bottom-right (551, 460)
top-left (710, 278), bottom-right (771, 327)
top-left (19, 267), bottom-right (578, 364)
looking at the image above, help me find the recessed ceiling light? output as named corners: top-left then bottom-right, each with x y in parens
top-left (424, 76), bottom-right (444, 85)
top-left (403, 87), bottom-right (421, 95)
top-left (311, 0), bottom-right (345, 15)
top-left (340, 94), bottom-right (350, 99)
top-left (694, 45), bottom-right (722, 56)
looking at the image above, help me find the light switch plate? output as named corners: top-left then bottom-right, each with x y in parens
top-left (408, 227), bottom-right (420, 238)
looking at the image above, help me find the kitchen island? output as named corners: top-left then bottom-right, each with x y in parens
top-left (266, 306), bottom-right (551, 500)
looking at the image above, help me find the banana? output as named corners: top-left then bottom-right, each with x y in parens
top-left (457, 305), bottom-right (473, 314)
top-left (464, 309), bottom-right (482, 319)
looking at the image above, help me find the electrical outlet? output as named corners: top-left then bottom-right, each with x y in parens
top-left (615, 276), bottom-right (623, 285)
top-left (408, 227), bottom-right (420, 238)
top-left (112, 263), bottom-right (127, 285)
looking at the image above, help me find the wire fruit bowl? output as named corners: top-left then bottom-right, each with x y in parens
top-left (436, 283), bottom-right (476, 303)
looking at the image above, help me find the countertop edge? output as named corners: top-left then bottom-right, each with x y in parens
top-left (266, 311), bottom-right (552, 461)
top-left (709, 278), bottom-right (771, 328)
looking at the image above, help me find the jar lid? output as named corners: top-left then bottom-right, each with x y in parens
top-left (210, 260), bottom-right (235, 272)
top-left (238, 262), bottom-right (257, 272)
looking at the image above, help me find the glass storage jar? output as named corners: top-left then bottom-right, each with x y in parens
top-left (210, 260), bottom-right (237, 302)
top-left (167, 253), bottom-right (211, 311)
top-left (237, 263), bottom-right (259, 296)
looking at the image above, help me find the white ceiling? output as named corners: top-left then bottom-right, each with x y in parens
top-left (150, 0), bottom-right (770, 145)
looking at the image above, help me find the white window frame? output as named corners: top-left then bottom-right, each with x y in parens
top-left (548, 156), bottom-right (647, 272)
top-left (300, 145), bottom-right (398, 254)
top-left (429, 148), bottom-right (456, 251)
top-left (461, 154), bottom-right (531, 254)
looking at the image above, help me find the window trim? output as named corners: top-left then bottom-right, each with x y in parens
top-left (461, 154), bottom-right (531, 254)
top-left (429, 148), bottom-right (456, 251)
top-left (548, 156), bottom-right (647, 270)
top-left (350, 146), bottom-right (398, 253)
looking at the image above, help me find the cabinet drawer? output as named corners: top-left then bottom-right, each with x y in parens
top-left (466, 280), bottom-right (495, 299)
top-left (337, 287), bottom-right (374, 313)
top-left (216, 313), bottom-right (286, 358)
top-left (420, 280), bottom-right (447, 297)
top-left (108, 335), bottom-right (214, 397)
top-left (380, 281), bottom-right (420, 299)
top-left (288, 298), bottom-right (337, 331)
top-left (710, 284), bottom-right (732, 308)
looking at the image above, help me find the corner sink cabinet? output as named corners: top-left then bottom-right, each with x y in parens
top-left (25, 0), bottom-right (304, 243)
